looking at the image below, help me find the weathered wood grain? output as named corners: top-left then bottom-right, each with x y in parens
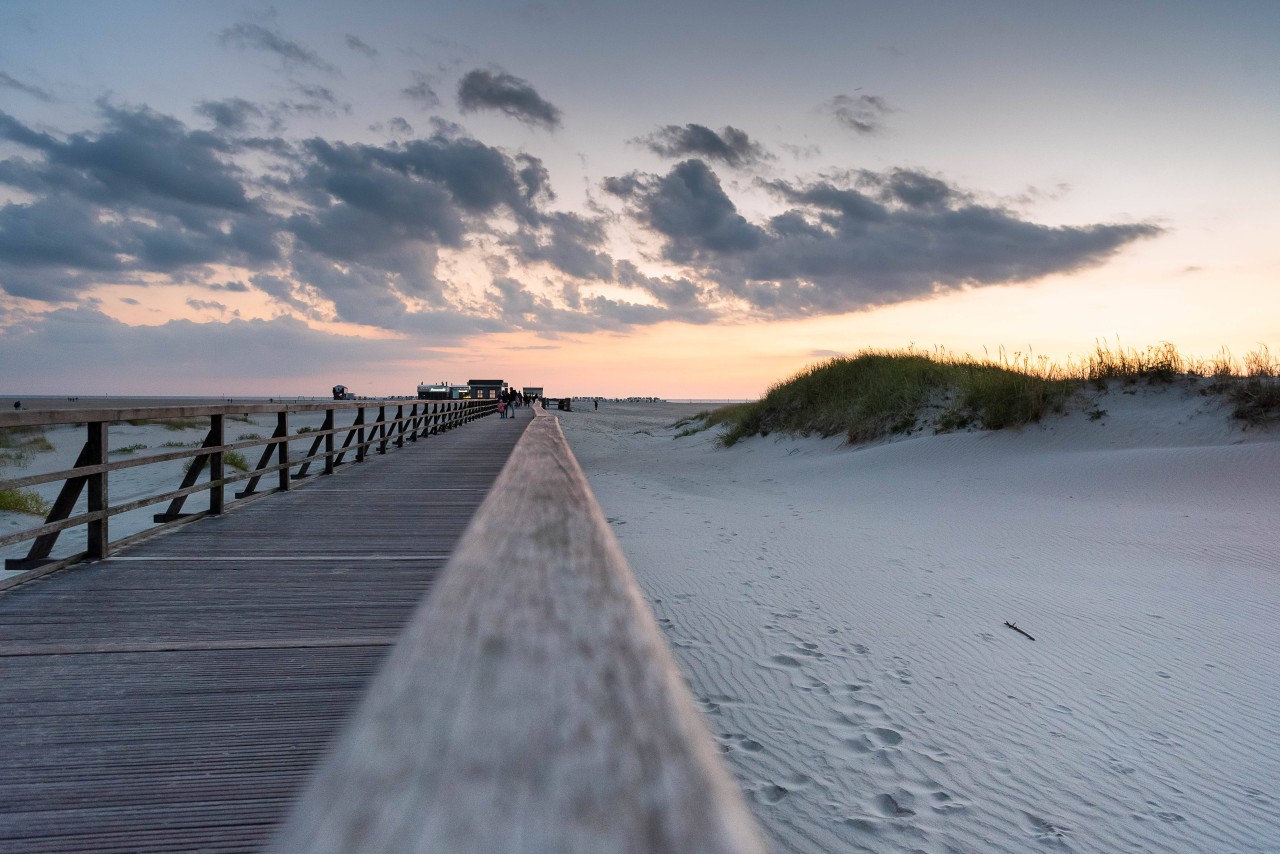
top-left (269, 407), bottom-right (767, 854)
top-left (0, 413), bottom-right (527, 853)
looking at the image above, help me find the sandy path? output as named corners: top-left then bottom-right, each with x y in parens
top-left (561, 394), bottom-right (1280, 853)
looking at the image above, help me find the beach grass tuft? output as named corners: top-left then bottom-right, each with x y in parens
top-left (0, 487), bottom-right (51, 516)
top-left (182, 450), bottom-right (252, 474)
top-left (0, 426), bottom-right (54, 469)
top-left (701, 342), bottom-right (1279, 446)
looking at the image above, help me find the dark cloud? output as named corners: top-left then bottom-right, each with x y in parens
top-left (638, 124), bottom-right (771, 168)
top-left (195, 97), bottom-right (266, 134)
top-left (0, 109), bottom-right (57, 150)
top-left (457, 69), bottom-right (561, 130)
top-left (605, 159), bottom-right (764, 262)
top-left (0, 71), bottom-right (54, 102)
top-left (606, 160), bottom-right (1162, 318)
top-left (345, 34), bottom-right (378, 59)
top-left (0, 195), bottom-right (126, 273)
top-left (487, 277), bottom-right (670, 333)
top-left (507, 211), bottom-right (613, 280)
top-left (825, 93), bottom-right (894, 135)
top-left (186, 298), bottom-right (227, 312)
top-left (402, 72), bottom-right (440, 110)
top-left (387, 117), bottom-right (414, 136)
top-left (210, 280), bottom-right (249, 292)
top-left (0, 104), bottom-right (280, 301)
top-left (614, 260), bottom-right (716, 323)
top-left (217, 22), bottom-right (338, 74)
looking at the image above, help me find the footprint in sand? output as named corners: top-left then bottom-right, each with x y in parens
top-left (756, 783), bottom-right (790, 805)
top-left (719, 733), bottom-right (766, 753)
top-left (1022, 813), bottom-right (1070, 844)
top-left (872, 792), bottom-right (916, 818)
top-left (868, 727), bottom-right (903, 747)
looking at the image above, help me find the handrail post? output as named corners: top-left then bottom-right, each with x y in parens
top-left (377, 405), bottom-right (388, 454)
top-left (277, 411), bottom-right (290, 492)
top-left (324, 409), bottom-right (335, 474)
top-left (86, 421), bottom-right (108, 560)
top-left (209, 414), bottom-right (224, 515)
top-left (355, 407), bottom-right (367, 463)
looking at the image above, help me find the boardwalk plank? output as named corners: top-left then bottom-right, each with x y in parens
top-left (0, 412), bottom-right (529, 853)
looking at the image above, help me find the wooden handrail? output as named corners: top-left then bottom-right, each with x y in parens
top-left (268, 404), bottom-right (767, 853)
top-left (1, 398), bottom-right (497, 587)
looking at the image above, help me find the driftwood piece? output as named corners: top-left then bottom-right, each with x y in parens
top-left (267, 407), bottom-right (766, 854)
top-left (1004, 620), bottom-right (1036, 641)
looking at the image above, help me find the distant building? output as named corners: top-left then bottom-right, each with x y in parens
top-left (467, 379), bottom-right (505, 400)
top-left (418, 381), bottom-right (472, 400)
top-left (523, 386), bottom-right (544, 399)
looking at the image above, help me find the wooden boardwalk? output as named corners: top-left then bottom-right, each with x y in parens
top-left (0, 411), bottom-right (531, 853)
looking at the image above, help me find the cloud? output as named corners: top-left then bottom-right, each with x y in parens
top-left (638, 124), bottom-right (771, 168)
top-left (457, 69), bottom-right (562, 130)
top-left (606, 160), bottom-right (1162, 318)
top-left (218, 22), bottom-right (338, 74)
top-left (345, 34), bottom-right (378, 60)
top-left (825, 93), bottom-right (894, 135)
top-left (506, 211), bottom-right (614, 280)
top-left (486, 276), bottom-right (673, 333)
top-left (386, 117), bottom-right (414, 137)
top-left (614, 260), bottom-right (716, 323)
top-left (0, 308), bottom-right (420, 393)
top-left (604, 159), bottom-right (764, 262)
top-left (0, 71), bottom-right (54, 103)
top-left (195, 97), bottom-right (266, 134)
top-left (402, 72), bottom-right (440, 110)
top-left (0, 104), bottom-right (280, 301)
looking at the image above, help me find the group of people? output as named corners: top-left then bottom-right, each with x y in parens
top-left (497, 388), bottom-right (529, 419)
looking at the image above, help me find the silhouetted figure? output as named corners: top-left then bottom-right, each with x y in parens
top-left (12, 401), bottom-right (20, 410)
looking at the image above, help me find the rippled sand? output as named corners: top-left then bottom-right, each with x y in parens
top-left (561, 392), bottom-right (1280, 853)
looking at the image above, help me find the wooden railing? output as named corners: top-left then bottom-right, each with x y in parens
top-left (0, 398), bottom-right (495, 589)
top-left (268, 404), bottom-right (768, 853)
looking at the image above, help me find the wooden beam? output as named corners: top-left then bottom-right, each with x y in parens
top-left (268, 406), bottom-right (766, 854)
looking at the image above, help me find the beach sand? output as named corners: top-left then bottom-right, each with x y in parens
top-left (560, 389), bottom-right (1280, 852)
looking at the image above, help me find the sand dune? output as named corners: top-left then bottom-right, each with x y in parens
top-left (560, 387), bottom-right (1280, 853)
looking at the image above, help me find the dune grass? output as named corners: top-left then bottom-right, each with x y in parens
top-left (0, 487), bottom-right (50, 516)
top-left (0, 426), bottom-right (54, 470)
top-left (182, 450), bottom-right (251, 474)
top-left (699, 342), bottom-right (1279, 447)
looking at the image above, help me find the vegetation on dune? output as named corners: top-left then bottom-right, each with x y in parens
top-left (110, 443), bottom-right (148, 455)
top-left (0, 487), bottom-right (50, 516)
top-left (687, 342), bottom-right (1280, 448)
top-left (0, 426), bottom-right (54, 470)
top-left (182, 450), bottom-right (251, 474)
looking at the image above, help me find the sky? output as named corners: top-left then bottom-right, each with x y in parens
top-left (0, 0), bottom-right (1276, 398)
